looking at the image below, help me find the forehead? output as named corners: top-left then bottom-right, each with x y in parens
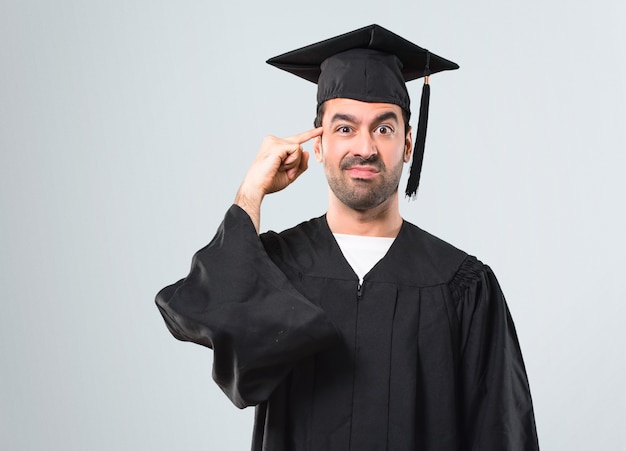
top-left (323, 98), bottom-right (403, 122)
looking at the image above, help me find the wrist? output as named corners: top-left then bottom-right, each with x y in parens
top-left (234, 185), bottom-right (263, 233)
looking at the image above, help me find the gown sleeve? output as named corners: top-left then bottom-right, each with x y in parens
top-left (155, 205), bottom-right (340, 409)
top-left (450, 257), bottom-right (540, 450)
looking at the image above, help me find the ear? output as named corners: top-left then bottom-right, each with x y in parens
top-left (404, 126), bottom-right (413, 163)
top-left (313, 136), bottom-right (324, 162)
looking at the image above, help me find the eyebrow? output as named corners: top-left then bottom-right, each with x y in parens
top-left (329, 113), bottom-right (358, 124)
top-left (329, 111), bottom-right (400, 126)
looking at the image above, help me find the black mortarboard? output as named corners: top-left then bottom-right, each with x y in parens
top-left (267, 24), bottom-right (459, 198)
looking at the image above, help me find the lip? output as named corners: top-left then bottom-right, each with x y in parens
top-left (346, 166), bottom-right (380, 179)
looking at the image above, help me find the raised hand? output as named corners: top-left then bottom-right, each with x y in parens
top-left (235, 127), bottom-right (323, 232)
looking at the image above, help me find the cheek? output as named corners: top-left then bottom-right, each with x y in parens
top-left (380, 138), bottom-right (408, 162)
top-left (318, 137), bottom-right (346, 163)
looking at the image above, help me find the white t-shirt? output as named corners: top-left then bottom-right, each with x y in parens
top-left (333, 233), bottom-right (395, 283)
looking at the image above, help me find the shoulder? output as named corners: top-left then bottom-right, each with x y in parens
top-left (380, 221), bottom-right (474, 286)
top-left (259, 216), bottom-right (332, 270)
top-left (400, 221), bottom-right (467, 265)
top-left (388, 222), bottom-right (500, 292)
top-left (261, 215), bottom-right (326, 248)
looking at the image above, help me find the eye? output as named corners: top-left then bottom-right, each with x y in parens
top-left (336, 125), bottom-right (353, 134)
top-left (375, 125), bottom-right (394, 135)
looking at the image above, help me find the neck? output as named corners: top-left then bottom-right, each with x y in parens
top-left (326, 190), bottom-right (403, 237)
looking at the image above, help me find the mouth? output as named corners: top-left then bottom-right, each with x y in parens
top-left (345, 165), bottom-right (380, 179)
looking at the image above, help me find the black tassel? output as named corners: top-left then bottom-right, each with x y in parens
top-left (405, 79), bottom-right (430, 198)
top-left (405, 51), bottom-right (431, 199)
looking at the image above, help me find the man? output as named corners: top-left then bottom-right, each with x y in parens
top-left (156, 25), bottom-right (539, 450)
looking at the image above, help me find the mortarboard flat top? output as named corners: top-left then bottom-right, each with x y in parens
top-left (267, 24), bottom-right (459, 85)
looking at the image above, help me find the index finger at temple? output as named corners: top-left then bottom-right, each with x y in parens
top-left (286, 127), bottom-right (323, 144)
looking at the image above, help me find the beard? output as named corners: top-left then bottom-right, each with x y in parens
top-left (325, 155), bottom-right (404, 211)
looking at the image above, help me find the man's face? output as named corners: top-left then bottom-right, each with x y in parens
top-left (314, 98), bottom-right (412, 211)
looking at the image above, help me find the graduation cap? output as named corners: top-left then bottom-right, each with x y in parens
top-left (267, 24), bottom-right (459, 198)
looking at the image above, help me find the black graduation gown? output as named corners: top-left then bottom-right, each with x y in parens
top-left (156, 205), bottom-right (539, 451)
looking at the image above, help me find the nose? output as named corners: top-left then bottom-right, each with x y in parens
top-left (351, 132), bottom-right (377, 160)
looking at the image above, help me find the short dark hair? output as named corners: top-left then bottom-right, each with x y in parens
top-left (314, 101), bottom-right (411, 135)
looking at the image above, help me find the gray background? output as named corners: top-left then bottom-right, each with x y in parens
top-left (2, 0), bottom-right (625, 449)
